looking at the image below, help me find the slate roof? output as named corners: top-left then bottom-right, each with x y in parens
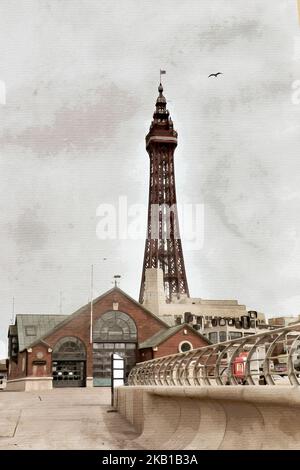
top-left (16, 314), bottom-right (68, 351)
top-left (138, 323), bottom-right (210, 349)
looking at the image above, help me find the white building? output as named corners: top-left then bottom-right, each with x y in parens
top-left (142, 268), bottom-right (270, 344)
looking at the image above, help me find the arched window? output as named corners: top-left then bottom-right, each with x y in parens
top-left (93, 311), bottom-right (137, 342)
top-left (53, 336), bottom-right (86, 361)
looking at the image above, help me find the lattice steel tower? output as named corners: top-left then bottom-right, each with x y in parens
top-left (139, 83), bottom-right (190, 303)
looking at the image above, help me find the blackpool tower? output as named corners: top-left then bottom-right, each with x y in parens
top-left (139, 82), bottom-right (190, 303)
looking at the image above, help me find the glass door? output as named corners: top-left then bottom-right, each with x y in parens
top-left (93, 343), bottom-right (136, 386)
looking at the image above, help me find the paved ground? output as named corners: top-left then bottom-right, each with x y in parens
top-left (0, 388), bottom-right (141, 450)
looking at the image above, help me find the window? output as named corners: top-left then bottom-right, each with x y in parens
top-left (25, 326), bottom-right (37, 336)
top-left (178, 341), bottom-right (193, 353)
top-left (208, 332), bottom-right (218, 343)
top-left (53, 337), bottom-right (86, 361)
top-left (229, 332), bottom-right (243, 340)
top-left (219, 331), bottom-right (227, 342)
top-left (93, 311), bottom-right (137, 342)
top-left (10, 336), bottom-right (18, 359)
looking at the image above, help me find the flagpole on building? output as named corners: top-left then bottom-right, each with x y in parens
top-left (90, 264), bottom-right (94, 344)
top-left (11, 296), bottom-right (15, 324)
top-left (59, 291), bottom-right (62, 314)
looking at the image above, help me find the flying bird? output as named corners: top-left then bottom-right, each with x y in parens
top-left (208, 72), bottom-right (223, 78)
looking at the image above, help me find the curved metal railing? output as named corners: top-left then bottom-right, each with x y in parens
top-left (129, 323), bottom-right (300, 386)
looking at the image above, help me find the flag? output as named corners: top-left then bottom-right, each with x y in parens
top-left (160, 69), bottom-right (166, 75)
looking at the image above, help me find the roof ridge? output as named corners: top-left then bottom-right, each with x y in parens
top-left (139, 323), bottom-right (211, 349)
top-left (21, 286), bottom-right (169, 351)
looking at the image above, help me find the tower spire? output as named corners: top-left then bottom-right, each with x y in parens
top-left (139, 83), bottom-right (189, 303)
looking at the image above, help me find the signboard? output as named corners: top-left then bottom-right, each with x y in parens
top-left (111, 353), bottom-right (125, 406)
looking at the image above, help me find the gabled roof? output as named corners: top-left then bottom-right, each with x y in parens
top-left (23, 287), bottom-right (170, 350)
top-left (15, 314), bottom-right (68, 351)
top-left (138, 323), bottom-right (211, 349)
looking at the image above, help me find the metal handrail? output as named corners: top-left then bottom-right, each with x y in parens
top-left (128, 323), bottom-right (300, 386)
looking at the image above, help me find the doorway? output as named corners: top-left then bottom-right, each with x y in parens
top-left (93, 311), bottom-right (137, 386)
top-left (52, 336), bottom-right (86, 388)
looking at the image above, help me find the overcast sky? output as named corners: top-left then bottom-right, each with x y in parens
top-left (1, 0), bottom-right (300, 358)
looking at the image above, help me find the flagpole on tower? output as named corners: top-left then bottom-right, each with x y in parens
top-left (160, 69), bottom-right (166, 84)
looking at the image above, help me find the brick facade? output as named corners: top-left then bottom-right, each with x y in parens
top-left (9, 351), bottom-right (27, 380)
top-left (153, 327), bottom-right (208, 358)
top-left (39, 289), bottom-right (167, 378)
top-left (140, 325), bottom-right (209, 361)
top-left (8, 288), bottom-right (167, 382)
top-left (7, 288), bottom-right (210, 387)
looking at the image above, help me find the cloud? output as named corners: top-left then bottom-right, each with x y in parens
top-left (9, 207), bottom-right (49, 251)
top-left (0, 83), bottom-right (140, 156)
top-left (198, 18), bottom-right (265, 50)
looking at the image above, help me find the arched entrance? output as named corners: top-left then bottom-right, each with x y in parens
top-left (52, 336), bottom-right (86, 387)
top-left (93, 311), bottom-right (137, 386)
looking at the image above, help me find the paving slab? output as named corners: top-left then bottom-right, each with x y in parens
top-left (0, 388), bottom-right (141, 450)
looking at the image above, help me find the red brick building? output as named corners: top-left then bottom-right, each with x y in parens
top-left (7, 287), bottom-right (209, 391)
